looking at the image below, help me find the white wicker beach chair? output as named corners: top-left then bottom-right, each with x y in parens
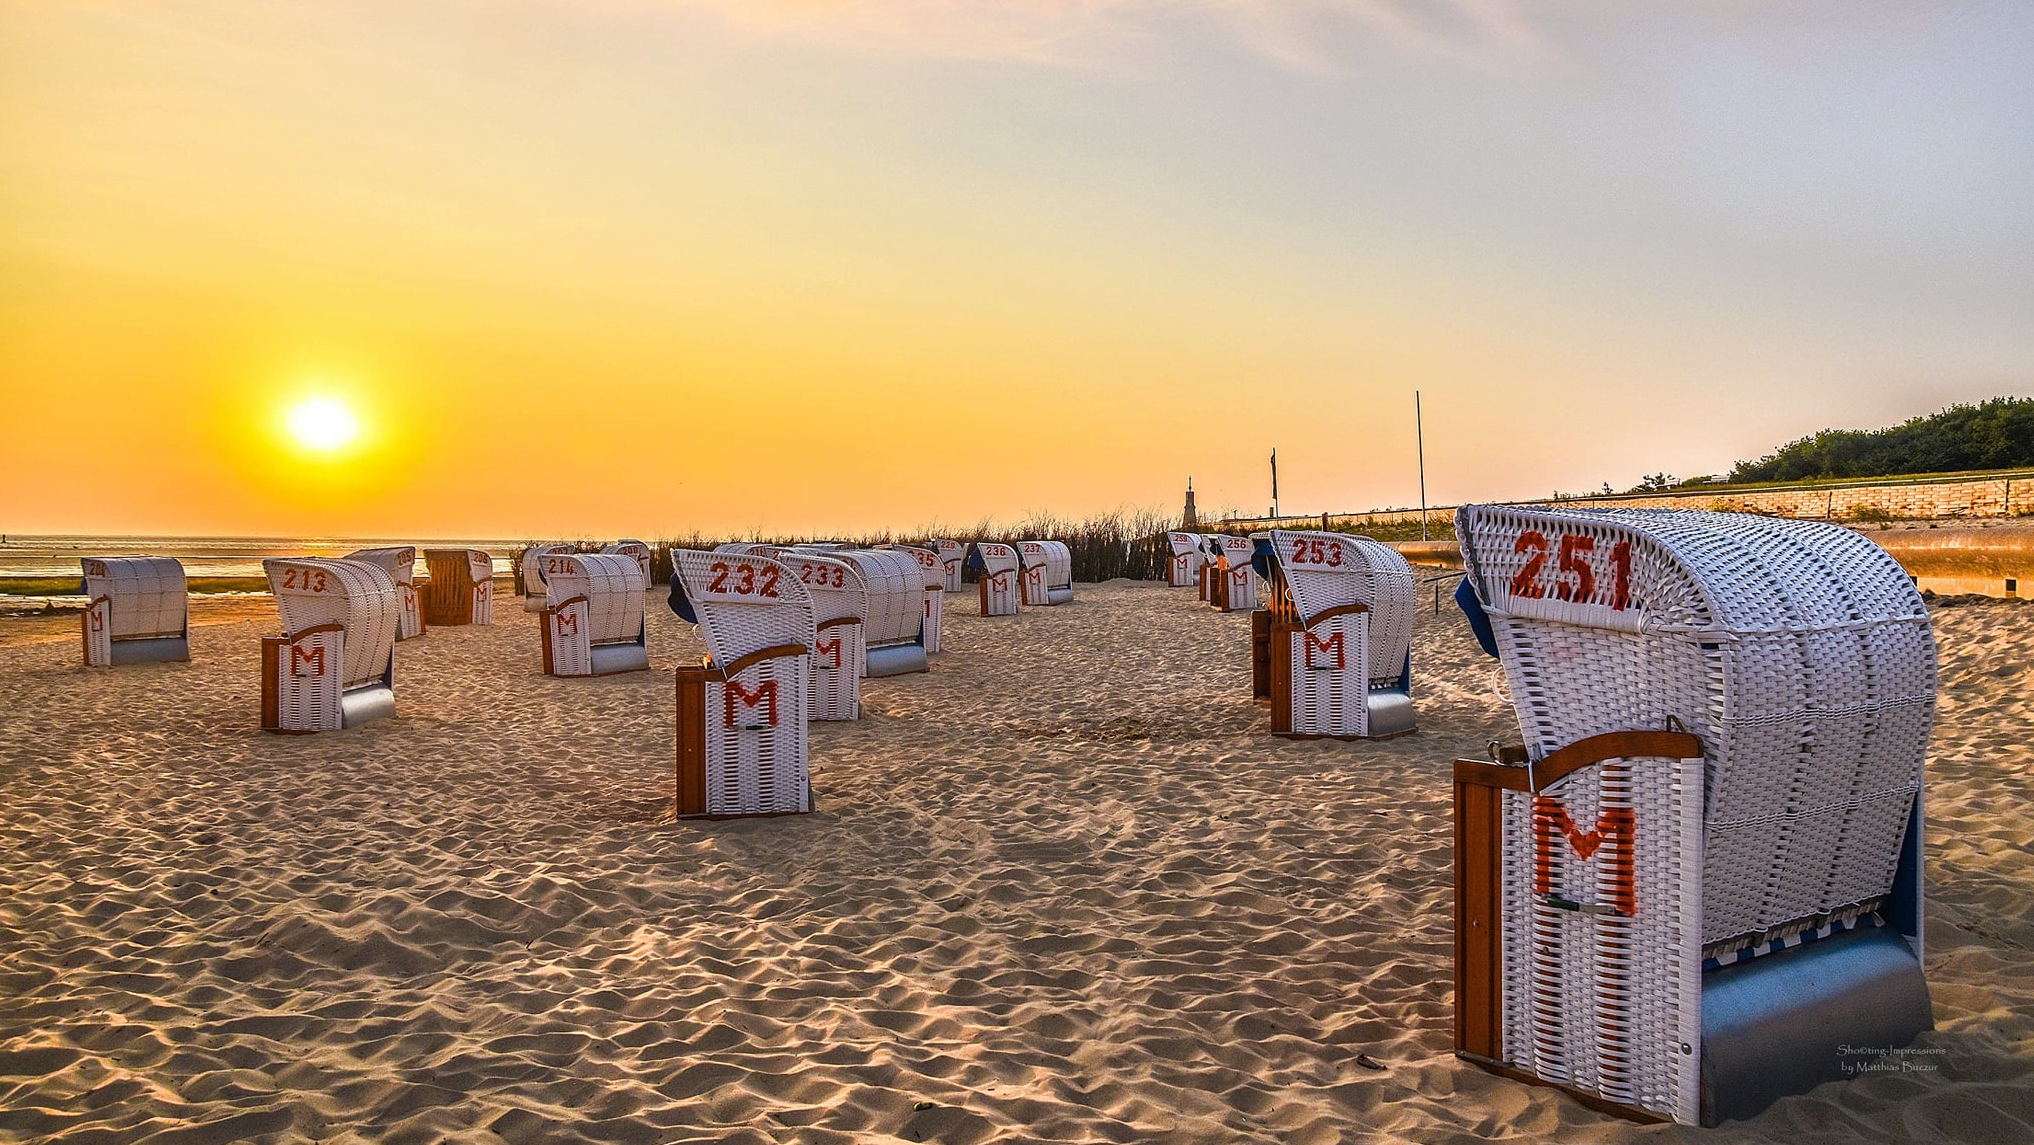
top-left (541, 553), bottom-right (649, 677)
top-left (1207, 535), bottom-right (1257, 612)
top-left (345, 547), bottom-right (424, 640)
top-left (667, 548), bottom-right (814, 818)
top-left (967, 543), bottom-right (1022, 616)
top-left (774, 551), bottom-right (866, 720)
top-left (261, 558), bottom-right (398, 733)
top-left (601, 539), bottom-right (652, 582)
top-left (932, 539), bottom-right (966, 593)
top-left (520, 543), bottom-right (576, 612)
top-left (1253, 530), bottom-right (1417, 739)
top-left (79, 557), bottom-right (189, 667)
top-left (889, 545), bottom-right (946, 654)
top-left (1166, 532), bottom-right (1203, 588)
top-left (1017, 541), bottom-right (1074, 607)
top-left (1450, 506), bottom-right (1935, 1126)
top-left (421, 549), bottom-right (494, 626)
top-left (836, 549), bottom-right (930, 676)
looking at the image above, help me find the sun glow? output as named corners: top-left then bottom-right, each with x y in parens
top-left (286, 396), bottom-right (361, 452)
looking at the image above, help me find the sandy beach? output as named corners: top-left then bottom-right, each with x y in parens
top-left (2, 581), bottom-right (2029, 1144)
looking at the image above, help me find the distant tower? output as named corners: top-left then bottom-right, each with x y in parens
top-left (1183, 478), bottom-right (1198, 528)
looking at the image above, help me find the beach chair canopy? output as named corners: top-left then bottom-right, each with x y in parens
top-left (81, 557), bottom-right (187, 640)
top-left (967, 543), bottom-right (1020, 578)
top-left (521, 543), bottom-right (575, 599)
top-left (548, 553), bottom-right (647, 645)
top-left (601, 539), bottom-right (652, 581)
top-left (835, 550), bottom-right (923, 647)
top-left (264, 558), bottom-right (399, 689)
top-left (1209, 534), bottom-right (1253, 567)
top-left (1262, 530), bottom-right (1416, 688)
top-left (343, 546), bottom-right (416, 586)
top-left (667, 548), bottom-right (815, 666)
top-left (1168, 532), bottom-right (1205, 563)
top-left (1017, 541), bottom-right (1073, 588)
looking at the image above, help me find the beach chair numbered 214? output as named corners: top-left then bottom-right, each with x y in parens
top-left (667, 549), bottom-right (815, 818)
top-left (79, 556), bottom-right (190, 667)
top-left (1451, 506), bottom-right (1935, 1126)
top-left (260, 558), bottom-right (399, 733)
top-left (540, 553), bottom-right (650, 677)
top-left (1250, 530), bottom-right (1417, 740)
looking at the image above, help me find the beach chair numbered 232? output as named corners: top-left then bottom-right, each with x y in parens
top-left (260, 558), bottom-right (399, 733)
top-left (1251, 530), bottom-right (1417, 739)
top-left (540, 553), bottom-right (650, 677)
top-left (1450, 505), bottom-right (1936, 1126)
top-left (967, 543), bottom-right (1021, 617)
top-left (667, 549), bottom-right (815, 818)
top-left (79, 557), bottom-right (190, 667)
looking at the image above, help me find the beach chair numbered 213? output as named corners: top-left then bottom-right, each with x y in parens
top-left (1450, 506), bottom-right (1935, 1126)
top-left (667, 549), bottom-right (815, 818)
top-left (260, 558), bottom-right (399, 733)
top-left (79, 557), bottom-right (190, 667)
top-left (1250, 530), bottom-right (1417, 739)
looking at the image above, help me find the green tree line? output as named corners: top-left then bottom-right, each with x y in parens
top-left (1728, 397), bottom-right (2034, 484)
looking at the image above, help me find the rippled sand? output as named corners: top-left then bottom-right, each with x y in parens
top-left (1, 583), bottom-right (2028, 1143)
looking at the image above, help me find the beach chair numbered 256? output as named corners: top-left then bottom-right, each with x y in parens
top-left (79, 556), bottom-right (190, 667)
top-left (1251, 530), bottom-right (1418, 740)
top-left (967, 543), bottom-right (1021, 617)
top-left (260, 558), bottom-right (399, 733)
top-left (1207, 535), bottom-right (1256, 612)
top-left (540, 553), bottom-right (649, 677)
top-left (667, 549), bottom-right (815, 819)
top-left (1451, 505), bottom-right (1935, 1126)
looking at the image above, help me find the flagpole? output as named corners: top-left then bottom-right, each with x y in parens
top-left (1416, 391), bottom-right (1428, 541)
top-left (1270, 448), bottom-right (1279, 519)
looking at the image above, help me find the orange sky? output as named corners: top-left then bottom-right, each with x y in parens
top-left (3, 2), bottom-right (2028, 538)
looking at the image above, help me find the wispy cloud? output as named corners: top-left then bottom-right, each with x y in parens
top-left (654, 0), bottom-right (1560, 74)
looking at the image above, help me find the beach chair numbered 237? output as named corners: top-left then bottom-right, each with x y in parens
top-left (260, 558), bottom-right (399, 733)
top-left (667, 549), bottom-right (815, 818)
top-left (1450, 505), bottom-right (1936, 1126)
top-left (967, 543), bottom-right (1022, 617)
top-left (79, 556), bottom-right (190, 667)
top-left (1251, 530), bottom-right (1417, 739)
top-left (1017, 541), bottom-right (1074, 607)
top-left (540, 553), bottom-right (650, 677)
top-left (420, 548), bottom-right (494, 627)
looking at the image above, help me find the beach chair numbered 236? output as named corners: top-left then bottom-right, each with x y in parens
top-left (1450, 506), bottom-right (1935, 1126)
top-left (967, 543), bottom-right (1021, 616)
top-left (79, 557), bottom-right (190, 667)
top-left (667, 549), bottom-right (815, 818)
top-left (1251, 530), bottom-right (1417, 739)
top-left (540, 553), bottom-right (649, 677)
top-left (260, 558), bottom-right (399, 733)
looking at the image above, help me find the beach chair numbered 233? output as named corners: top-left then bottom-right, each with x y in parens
top-left (1251, 530), bottom-right (1417, 740)
top-left (1450, 506), bottom-right (1935, 1126)
top-left (79, 556), bottom-right (190, 667)
top-left (260, 558), bottom-right (399, 733)
top-left (777, 552), bottom-right (868, 719)
top-left (667, 549), bottom-right (815, 818)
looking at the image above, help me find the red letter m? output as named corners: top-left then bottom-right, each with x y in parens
top-left (1303, 630), bottom-right (1345, 670)
top-left (723, 679), bottom-right (779, 728)
top-left (1533, 797), bottom-right (1636, 916)
top-left (291, 644), bottom-right (326, 677)
top-left (815, 636), bottom-right (842, 670)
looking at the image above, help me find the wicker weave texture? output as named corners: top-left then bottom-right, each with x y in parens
top-left (80, 557), bottom-right (187, 665)
top-left (601, 540), bottom-right (652, 581)
top-left (838, 550), bottom-right (922, 647)
top-left (1288, 611), bottom-right (1373, 736)
top-left (264, 559), bottom-right (398, 690)
top-left (547, 554), bottom-right (647, 646)
top-left (1017, 541), bottom-right (1073, 606)
top-left (703, 656), bottom-right (810, 814)
top-left (1266, 530), bottom-right (1416, 688)
top-left (1455, 505), bottom-right (1936, 951)
top-left (972, 544), bottom-right (1021, 616)
top-left (1167, 532), bottom-right (1203, 588)
top-left (669, 549), bottom-right (816, 668)
top-left (890, 546), bottom-right (946, 653)
top-left (775, 553), bottom-right (865, 719)
top-left (345, 547), bottom-right (422, 640)
top-left (421, 549), bottom-right (494, 626)
top-left (1210, 536), bottom-right (1257, 612)
top-left (521, 544), bottom-right (575, 611)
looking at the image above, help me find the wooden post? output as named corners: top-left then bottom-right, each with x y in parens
top-left (674, 667), bottom-right (709, 818)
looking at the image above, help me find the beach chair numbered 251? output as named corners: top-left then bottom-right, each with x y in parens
top-left (79, 556), bottom-right (190, 667)
top-left (260, 558), bottom-right (399, 733)
top-left (967, 543), bottom-right (1021, 617)
top-left (540, 553), bottom-right (649, 677)
top-left (420, 548), bottom-right (494, 627)
top-left (1017, 540), bottom-right (1074, 607)
top-left (1451, 505), bottom-right (1935, 1126)
top-left (667, 549), bottom-right (815, 818)
top-left (1251, 530), bottom-right (1417, 740)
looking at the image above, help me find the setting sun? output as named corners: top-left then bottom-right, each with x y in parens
top-left (286, 396), bottom-right (360, 452)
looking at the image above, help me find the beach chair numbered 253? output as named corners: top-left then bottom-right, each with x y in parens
top-left (1250, 530), bottom-right (1417, 740)
top-left (667, 549), bottom-right (815, 819)
top-left (260, 558), bottom-right (399, 733)
top-left (1450, 505), bottom-right (1935, 1126)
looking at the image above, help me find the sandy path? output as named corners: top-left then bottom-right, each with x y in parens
top-left (1, 583), bottom-right (2028, 1144)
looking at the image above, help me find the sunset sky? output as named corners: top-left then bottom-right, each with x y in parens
top-left (3, 1), bottom-right (2029, 538)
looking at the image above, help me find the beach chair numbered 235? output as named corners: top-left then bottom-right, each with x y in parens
top-left (540, 553), bottom-right (650, 677)
top-left (667, 549), bottom-right (815, 818)
top-left (1250, 530), bottom-right (1417, 740)
top-left (79, 556), bottom-right (190, 667)
top-left (1450, 505), bottom-right (1935, 1126)
top-left (260, 558), bottom-right (399, 733)
top-left (890, 545), bottom-right (946, 655)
